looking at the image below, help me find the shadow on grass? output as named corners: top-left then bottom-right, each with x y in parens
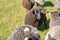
top-left (38, 19), bottom-right (50, 31)
top-left (43, 1), bottom-right (54, 7)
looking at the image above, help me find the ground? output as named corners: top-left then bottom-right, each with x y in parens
top-left (0, 0), bottom-right (57, 40)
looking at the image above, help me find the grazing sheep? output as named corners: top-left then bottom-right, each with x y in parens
top-left (25, 6), bottom-right (47, 28)
top-left (22, 0), bottom-right (35, 10)
top-left (34, 0), bottom-right (45, 6)
top-left (54, 0), bottom-right (60, 10)
top-left (7, 25), bottom-right (40, 40)
top-left (45, 11), bottom-right (60, 40)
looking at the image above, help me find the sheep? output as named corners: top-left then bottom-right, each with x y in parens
top-left (25, 6), bottom-right (47, 28)
top-left (34, 0), bottom-right (45, 6)
top-left (7, 25), bottom-right (40, 40)
top-left (22, 0), bottom-right (35, 10)
top-left (45, 11), bottom-right (60, 40)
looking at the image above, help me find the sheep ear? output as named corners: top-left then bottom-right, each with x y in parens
top-left (32, 10), bottom-right (35, 14)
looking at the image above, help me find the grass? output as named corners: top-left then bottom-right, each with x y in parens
top-left (0, 0), bottom-right (57, 40)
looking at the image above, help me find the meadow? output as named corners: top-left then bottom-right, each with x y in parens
top-left (0, 0), bottom-right (57, 40)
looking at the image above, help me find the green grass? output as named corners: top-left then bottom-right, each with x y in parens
top-left (0, 0), bottom-right (57, 40)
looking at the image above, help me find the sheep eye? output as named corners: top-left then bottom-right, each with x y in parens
top-left (32, 10), bottom-right (35, 14)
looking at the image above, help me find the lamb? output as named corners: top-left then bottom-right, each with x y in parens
top-left (22, 0), bottom-right (35, 10)
top-left (25, 6), bottom-right (47, 28)
top-left (45, 11), bottom-right (60, 40)
top-left (7, 25), bottom-right (40, 40)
